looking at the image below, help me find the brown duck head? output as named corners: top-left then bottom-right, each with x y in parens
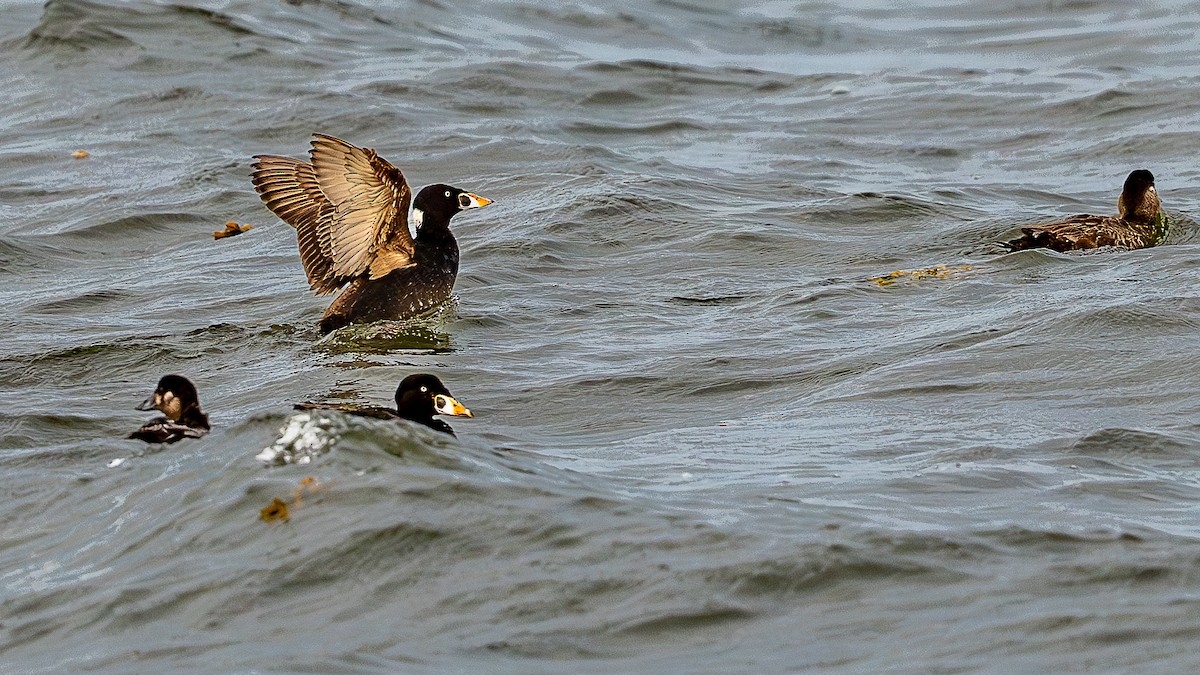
top-left (1117, 169), bottom-right (1159, 222)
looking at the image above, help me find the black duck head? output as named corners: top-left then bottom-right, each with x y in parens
top-left (412, 184), bottom-right (491, 232)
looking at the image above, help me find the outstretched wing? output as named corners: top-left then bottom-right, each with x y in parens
top-left (308, 134), bottom-right (414, 279)
top-left (251, 134), bottom-right (414, 295)
top-left (250, 154), bottom-right (340, 293)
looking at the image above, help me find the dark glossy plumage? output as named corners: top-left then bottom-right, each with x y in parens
top-left (295, 373), bottom-right (473, 436)
top-left (129, 375), bottom-right (210, 444)
top-left (1005, 169), bottom-right (1165, 252)
top-left (250, 135), bottom-right (491, 333)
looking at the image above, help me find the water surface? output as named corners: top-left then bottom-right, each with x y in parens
top-left (4, 0), bottom-right (1200, 671)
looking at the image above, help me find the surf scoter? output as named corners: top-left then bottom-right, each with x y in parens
top-left (129, 375), bottom-right (210, 444)
top-left (250, 134), bottom-right (492, 333)
top-left (296, 373), bottom-right (473, 436)
top-left (1005, 169), bottom-right (1165, 252)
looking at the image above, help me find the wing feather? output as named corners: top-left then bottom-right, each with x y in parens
top-left (308, 134), bottom-right (414, 279)
top-left (250, 155), bottom-right (340, 294)
top-left (251, 134), bottom-right (414, 295)
top-left (1008, 214), bottom-right (1159, 252)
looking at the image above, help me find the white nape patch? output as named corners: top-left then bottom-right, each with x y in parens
top-left (256, 412), bottom-right (339, 466)
top-left (412, 208), bottom-right (424, 230)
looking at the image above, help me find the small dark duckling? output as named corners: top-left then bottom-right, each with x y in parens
top-left (1005, 169), bottom-right (1165, 252)
top-left (250, 134), bottom-right (493, 334)
top-left (296, 373), bottom-right (473, 436)
top-left (129, 375), bottom-right (210, 444)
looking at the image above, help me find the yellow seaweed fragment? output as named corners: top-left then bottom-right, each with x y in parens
top-left (260, 497), bottom-right (289, 523)
top-left (872, 265), bottom-right (971, 287)
top-left (292, 476), bottom-right (322, 507)
top-left (260, 477), bottom-right (323, 523)
top-left (72, 150), bottom-right (90, 159)
top-left (214, 221), bottom-right (253, 239)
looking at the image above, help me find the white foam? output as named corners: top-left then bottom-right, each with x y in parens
top-left (256, 413), bottom-right (340, 466)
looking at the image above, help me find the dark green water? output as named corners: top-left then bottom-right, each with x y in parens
top-left (4, 0), bottom-right (1200, 671)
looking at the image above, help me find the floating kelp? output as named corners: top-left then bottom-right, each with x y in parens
top-left (260, 477), bottom-right (322, 523)
top-left (871, 264), bottom-right (971, 287)
top-left (260, 497), bottom-right (289, 523)
top-left (214, 221), bottom-right (253, 239)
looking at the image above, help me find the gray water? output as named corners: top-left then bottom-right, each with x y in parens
top-left (5, 0), bottom-right (1200, 671)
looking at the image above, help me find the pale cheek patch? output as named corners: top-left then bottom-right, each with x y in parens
top-left (161, 392), bottom-right (182, 419)
top-left (412, 208), bottom-right (424, 229)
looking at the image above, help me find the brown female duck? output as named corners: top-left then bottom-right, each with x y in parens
top-left (1005, 169), bottom-right (1165, 252)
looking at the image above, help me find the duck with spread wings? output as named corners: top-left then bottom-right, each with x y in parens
top-left (1004, 169), bottom-right (1166, 252)
top-left (251, 134), bottom-right (492, 333)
